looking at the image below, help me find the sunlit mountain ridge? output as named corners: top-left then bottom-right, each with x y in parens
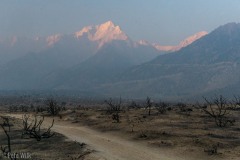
top-left (0, 22), bottom-right (238, 100)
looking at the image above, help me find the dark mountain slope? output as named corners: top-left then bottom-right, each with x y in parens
top-left (53, 40), bottom-right (160, 90)
top-left (94, 23), bottom-right (240, 99)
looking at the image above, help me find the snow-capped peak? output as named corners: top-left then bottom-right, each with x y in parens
top-left (98, 21), bottom-right (115, 30)
top-left (178, 31), bottom-right (208, 48)
top-left (75, 21), bottom-right (128, 48)
top-left (153, 31), bottom-right (208, 52)
top-left (75, 26), bottom-right (93, 38)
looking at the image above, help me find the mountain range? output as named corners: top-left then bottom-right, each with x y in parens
top-left (0, 21), bottom-right (207, 65)
top-left (96, 22), bottom-right (240, 100)
top-left (1, 21), bottom-right (239, 100)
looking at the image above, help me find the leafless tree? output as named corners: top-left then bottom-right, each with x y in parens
top-left (0, 117), bottom-right (14, 159)
top-left (22, 115), bottom-right (55, 141)
top-left (155, 101), bottom-right (169, 114)
top-left (145, 97), bottom-right (153, 116)
top-left (1, 116), bottom-right (11, 132)
top-left (201, 95), bottom-right (235, 127)
top-left (46, 99), bottom-right (60, 115)
top-left (105, 98), bottom-right (122, 123)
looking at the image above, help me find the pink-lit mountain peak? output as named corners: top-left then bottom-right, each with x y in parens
top-left (2, 21), bottom-right (207, 52)
top-left (75, 21), bottom-right (128, 48)
top-left (179, 31), bottom-right (208, 48)
top-left (154, 31), bottom-right (208, 52)
top-left (98, 21), bottom-right (115, 30)
top-left (75, 21), bottom-right (118, 37)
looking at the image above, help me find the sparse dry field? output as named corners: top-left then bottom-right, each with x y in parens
top-left (58, 105), bottom-right (240, 160)
top-left (1, 98), bottom-right (240, 160)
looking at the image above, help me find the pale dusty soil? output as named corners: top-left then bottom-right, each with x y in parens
top-left (6, 113), bottom-right (235, 160)
top-left (6, 113), bottom-right (179, 160)
top-left (53, 124), bottom-right (179, 160)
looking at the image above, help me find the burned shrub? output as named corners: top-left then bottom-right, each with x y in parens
top-left (0, 117), bottom-right (13, 159)
top-left (201, 95), bottom-right (235, 127)
top-left (145, 97), bottom-right (153, 116)
top-left (155, 101), bottom-right (169, 114)
top-left (22, 114), bottom-right (55, 141)
top-left (105, 98), bottom-right (122, 123)
top-left (46, 99), bottom-right (61, 116)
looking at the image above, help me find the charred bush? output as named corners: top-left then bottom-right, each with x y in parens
top-left (201, 95), bottom-right (235, 127)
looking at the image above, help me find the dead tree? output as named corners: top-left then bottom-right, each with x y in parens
top-left (202, 95), bottom-right (235, 127)
top-left (22, 115), bottom-right (55, 141)
top-left (155, 101), bottom-right (169, 114)
top-left (0, 117), bottom-right (12, 159)
top-left (105, 98), bottom-right (122, 123)
top-left (0, 116), bottom-right (11, 132)
top-left (145, 97), bottom-right (153, 116)
top-left (46, 99), bottom-right (59, 115)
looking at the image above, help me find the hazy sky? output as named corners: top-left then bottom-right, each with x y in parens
top-left (1, 0), bottom-right (240, 45)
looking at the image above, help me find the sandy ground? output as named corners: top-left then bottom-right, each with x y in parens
top-left (53, 124), bottom-right (180, 160)
top-left (6, 113), bottom-right (183, 160)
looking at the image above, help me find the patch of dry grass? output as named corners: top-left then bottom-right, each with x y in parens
top-left (60, 105), bottom-right (240, 160)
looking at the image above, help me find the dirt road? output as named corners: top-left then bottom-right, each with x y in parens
top-left (53, 124), bottom-right (180, 160)
top-left (7, 114), bottom-right (181, 160)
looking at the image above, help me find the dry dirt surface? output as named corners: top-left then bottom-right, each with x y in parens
top-left (7, 113), bottom-right (181, 160)
top-left (53, 124), bottom-right (179, 160)
top-left (7, 112), bottom-right (240, 160)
